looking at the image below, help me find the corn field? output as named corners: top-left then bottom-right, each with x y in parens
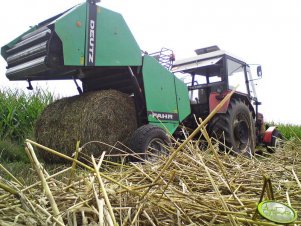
top-left (0, 88), bottom-right (54, 143)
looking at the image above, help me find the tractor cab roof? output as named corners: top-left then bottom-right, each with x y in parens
top-left (171, 46), bottom-right (247, 75)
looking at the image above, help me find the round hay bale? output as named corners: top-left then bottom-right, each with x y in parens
top-left (35, 89), bottom-right (137, 163)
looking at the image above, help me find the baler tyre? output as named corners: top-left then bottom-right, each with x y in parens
top-left (209, 99), bottom-right (256, 156)
top-left (129, 125), bottom-right (170, 161)
top-left (266, 130), bottom-right (283, 153)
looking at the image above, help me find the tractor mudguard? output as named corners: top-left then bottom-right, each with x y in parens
top-left (262, 126), bottom-right (277, 145)
top-left (209, 91), bottom-right (255, 116)
top-left (209, 91), bottom-right (231, 113)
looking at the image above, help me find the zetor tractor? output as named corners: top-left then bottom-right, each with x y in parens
top-left (171, 46), bottom-right (279, 155)
top-left (1, 0), bottom-right (279, 158)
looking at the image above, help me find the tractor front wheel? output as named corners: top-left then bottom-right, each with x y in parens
top-left (209, 99), bottom-right (256, 156)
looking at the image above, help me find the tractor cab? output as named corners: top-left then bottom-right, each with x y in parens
top-left (172, 46), bottom-right (261, 118)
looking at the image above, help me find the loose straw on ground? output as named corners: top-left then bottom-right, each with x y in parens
top-left (25, 142), bottom-right (64, 225)
top-left (1, 92), bottom-right (300, 225)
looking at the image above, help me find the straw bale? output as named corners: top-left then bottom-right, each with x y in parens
top-left (35, 89), bottom-right (137, 163)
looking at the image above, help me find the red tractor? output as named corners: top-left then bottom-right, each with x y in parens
top-left (171, 46), bottom-right (282, 155)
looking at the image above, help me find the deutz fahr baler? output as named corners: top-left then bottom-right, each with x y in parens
top-left (1, 0), bottom-right (281, 159)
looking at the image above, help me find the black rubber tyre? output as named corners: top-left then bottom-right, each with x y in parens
top-left (129, 124), bottom-right (170, 161)
top-left (266, 130), bottom-right (283, 153)
top-left (209, 99), bottom-right (256, 156)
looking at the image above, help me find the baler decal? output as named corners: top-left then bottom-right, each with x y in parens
top-left (148, 111), bottom-right (179, 121)
top-left (87, 3), bottom-right (97, 66)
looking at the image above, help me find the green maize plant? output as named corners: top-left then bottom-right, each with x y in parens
top-left (0, 88), bottom-right (54, 143)
top-left (276, 123), bottom-right (301, 140)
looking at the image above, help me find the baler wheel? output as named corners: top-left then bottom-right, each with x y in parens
top-left (209, 99), bottom-right (256, 156)
top-left (129, 125), bottom-right (170, 161)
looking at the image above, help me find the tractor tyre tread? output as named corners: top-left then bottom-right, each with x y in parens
top-left (209, 99), bottom-right (256, 155)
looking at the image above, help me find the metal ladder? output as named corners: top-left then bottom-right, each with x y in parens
top-left (149, 48), bottom-right (175, 70)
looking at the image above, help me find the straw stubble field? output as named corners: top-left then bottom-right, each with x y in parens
top-left (0, 131), bottom-right (301, 225)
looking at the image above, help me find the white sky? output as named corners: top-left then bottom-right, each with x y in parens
top-left (0, 0), bottom-right (300, 125)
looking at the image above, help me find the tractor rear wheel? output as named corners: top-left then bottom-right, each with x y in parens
top-left (209, 99), bottom-right (256, 156)
top-left (129, 124), bottom-right (170, 161)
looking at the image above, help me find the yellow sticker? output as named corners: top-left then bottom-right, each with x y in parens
top-left (80, 56), bottom-right (84, 65)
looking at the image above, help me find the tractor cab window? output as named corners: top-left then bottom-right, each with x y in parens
top-left (209, 75), bottom-right (222, 83)
top-left (227, 59), bottom-right (248, 94)
top-left (174, 73), bottom-right (205, 103)
top-left (173, 56), bottom-right (225, 105)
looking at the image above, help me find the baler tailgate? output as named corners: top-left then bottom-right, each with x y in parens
top-left (3, 25), bottom-right (64, 80)
top-left (6, 28), bottom-right (51, 56)
top-left (7, 41), bottom-right (48, 67)
top-left (6, 56), bottom-right (48, 79)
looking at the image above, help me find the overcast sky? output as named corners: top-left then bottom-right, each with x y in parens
top-left (0, 0), bottom-right (300, 125)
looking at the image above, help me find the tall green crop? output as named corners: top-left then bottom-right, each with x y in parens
top-left (0, 88), bottom-right (54, 143)
top-left (276, 123), bottom-right (301, 140)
